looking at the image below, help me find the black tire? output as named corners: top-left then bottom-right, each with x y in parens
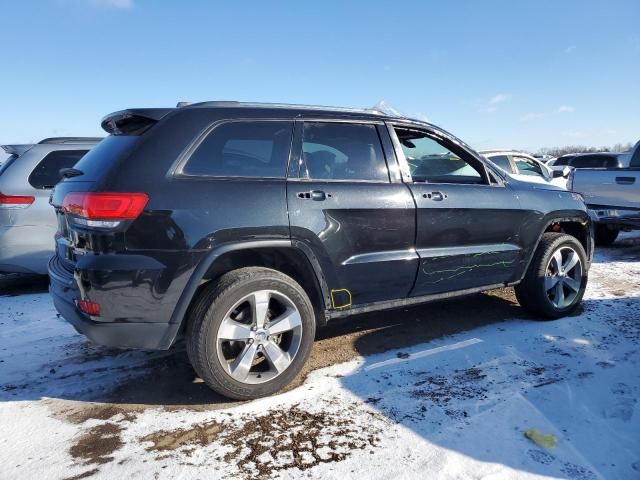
top-left (594, 225), bottom-right (619, 247)
top-left (186, 267), bottom-right (316, 400)
top-left (515, 233), bottom-right (588, 319)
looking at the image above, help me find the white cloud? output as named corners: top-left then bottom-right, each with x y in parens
top-left (90, 0), bottom-right (133, 8)
top-left (556, 105), bottom-right (575, 113)
top-left (564, 45), bottom-right (577, 54)
top-left (561, 130), bottom-right (586, 138)
top-left (489, 93), bottom-right (511, 105)
top-left (521, 105), bottom-right (576, 121)
top-left (520, 112), bottom-right (547, 122)
top-left (478, 93), bottom-right (511, 113)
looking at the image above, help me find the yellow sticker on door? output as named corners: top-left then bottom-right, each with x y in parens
top-left (330, 288), bottom-right (352, 309)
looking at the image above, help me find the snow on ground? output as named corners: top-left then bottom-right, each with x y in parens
top-left (0, 234), bottom-right (639, 480)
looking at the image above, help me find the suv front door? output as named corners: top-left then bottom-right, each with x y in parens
top-left (287, 119), bottom-right (417, 308)
top-left (389, 124), bottom-right (526, 296)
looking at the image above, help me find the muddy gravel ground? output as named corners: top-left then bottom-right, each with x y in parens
top-left (1, 233), bottom-right (639, 479)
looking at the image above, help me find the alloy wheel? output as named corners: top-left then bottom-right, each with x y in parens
top-left (215, 290), bottom-right (303, 384)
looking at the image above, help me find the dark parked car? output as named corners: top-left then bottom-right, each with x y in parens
top-left (49, 102), bottom-right (594, 399)
top-left (548, 152), bottom-right (624, 172)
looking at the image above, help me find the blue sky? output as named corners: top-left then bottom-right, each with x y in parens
top-left (1, 0), bottom-right (638, 156)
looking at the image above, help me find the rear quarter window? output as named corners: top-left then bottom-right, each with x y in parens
top-left (28, 150), bottom-right (88, 189)
top-left (181, 121), bottom-right (293, 178)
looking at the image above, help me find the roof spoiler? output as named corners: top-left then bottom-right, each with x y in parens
top-left (1, 144), bottom-right (34, 156)
top-left (38, 137), bottom-right (103, 145)
top-left (101, 108), bottom-right (174, 135)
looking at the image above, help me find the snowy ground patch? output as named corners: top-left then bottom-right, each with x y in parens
top-left (0, 234), bottom-right (639, 479)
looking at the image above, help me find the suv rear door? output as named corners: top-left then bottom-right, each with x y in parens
top-left (287, 118), bottom-right (417, 308)
top-left (389, 124), bottom-right (525, 296)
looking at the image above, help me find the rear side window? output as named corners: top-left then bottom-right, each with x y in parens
top-left (28, 150), bottom-right (88, 189)
top-left (183, 121), bottom-right (293, 178)
top-left (302, 122), bottom-right (389, 182)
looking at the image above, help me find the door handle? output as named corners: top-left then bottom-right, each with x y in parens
top-left (423, 191), bottom-right (446, 201)
top-left (297, 190), bottom-right (327, 201)
top-left (615, 176), bottom-right (636, 185)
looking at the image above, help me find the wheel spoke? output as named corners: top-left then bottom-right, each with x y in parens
top-left (262, 340), bottom-right (292, 373)
top-left (229, 343), bottom-right (258, 381)
top-left (544, 275), bottom-right (560, 291)
top-left (218, 319), bottom-right (252, 340)
top-left (250, 291), bottom-right (270, 328)
top-left (563, 251), bottom-right (580, 273)
top-left (268, 308), bottom-right (302, 335)
top-left (564, 277), bottom-right (581, 292)
top-left (551, 250), bottom-right (563, 273)
top-left (554, 281), bottom-right (566, 308)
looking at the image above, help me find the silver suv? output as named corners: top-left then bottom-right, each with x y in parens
top-left (0, 137), bottom-right (101, 274)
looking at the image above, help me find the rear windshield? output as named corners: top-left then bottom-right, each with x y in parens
top-left (29, 150), bottom-right (88, 189)
top-left (0, 154), bottom-right (18, 177)
top-left (570, 155), bottom-right (613, 168)
top-left (70, 136), bottom-right (140, 181)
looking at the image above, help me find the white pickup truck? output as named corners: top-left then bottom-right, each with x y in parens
top-left (570, 141), bottom-right (640, 245)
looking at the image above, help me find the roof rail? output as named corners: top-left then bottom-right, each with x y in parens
top-left (186, 100), bottom-right (386, 116)
top-left (38, 137), bottom-right (103, 145)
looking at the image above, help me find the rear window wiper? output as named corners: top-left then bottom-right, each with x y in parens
top-left (60, 167), bottom-right (84, 179)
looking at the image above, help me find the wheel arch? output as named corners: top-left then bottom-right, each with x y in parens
top-left (518, 213), bottom-right (593, 282)
top-left (164, 240), bottom-right (330, 348)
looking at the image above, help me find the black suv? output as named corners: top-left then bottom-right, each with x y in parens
top-left (49, 102), bottom-right (594, 399)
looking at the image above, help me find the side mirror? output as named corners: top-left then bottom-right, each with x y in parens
top-left (562, 166), bottom-right (572, 178)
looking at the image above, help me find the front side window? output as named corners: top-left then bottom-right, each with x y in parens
top-left (513, 156), bottom-right (544, 177)
top-left (183, 121), bottom-right (293, 177)
top-left (395, 128), bottom-right (484, 184)
top-left (301, 122), bottom-right (389, 182)
top-left (28, 150), bottom-right (88, 189)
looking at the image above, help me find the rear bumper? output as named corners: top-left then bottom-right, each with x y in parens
top-left (588, 207), bottom-right (640, 229)
top-left (48, 255), bottom-right (180, 350)
top-left (0, 225), bottom-right (55, 274)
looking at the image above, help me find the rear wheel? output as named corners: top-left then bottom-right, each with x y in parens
top-left (595, 225), bottom-right (619, 247)
top-left (515, 233), bottom-right (588, 319)
top-left (186, 267), bottom-right (316, 400)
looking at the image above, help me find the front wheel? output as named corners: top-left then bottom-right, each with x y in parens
top-left (187, 267), bottom-right (316, 400)
top-left (515, 233), bottom-right (588, 319)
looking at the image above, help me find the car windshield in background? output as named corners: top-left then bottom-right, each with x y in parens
top-left (513, 157), bottom-right (544, 177)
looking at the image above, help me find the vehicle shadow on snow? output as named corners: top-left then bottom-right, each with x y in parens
top-left (0, 287), bottom-right (528, 408)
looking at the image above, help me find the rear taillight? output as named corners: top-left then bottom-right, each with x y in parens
top-left (76, 299), bottom-right (101, 317)
top-left (62, 192), bottom-right (148, 228)
top-left (0, 192), bottom-right (35, 209)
